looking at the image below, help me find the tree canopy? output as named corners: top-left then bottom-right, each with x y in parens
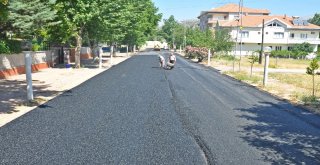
top-left (2, 0), bottom-right (161, 49)
top-left (157, 17), bottom-right (233, 52)
top-left (0, 0), bottom-right (9, 38)
top-left (8, 0), bottom-right (58, 38)
top-left (309, 13), bottom-right (320, 26)
top-left (161, 15), bottom-right (179, 47)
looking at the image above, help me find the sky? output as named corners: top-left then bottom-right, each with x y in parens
top-left (152, 0), bottom-right (320, 24)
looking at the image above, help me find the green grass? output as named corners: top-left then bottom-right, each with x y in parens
top-left (269, 73), bottom-right (319, 92)
top-left (225, 71), bottom-right (261, 84)
top-left (301, 95), bottom-right (317, 103)
top-left (212, 56), bottom-right (311, 69)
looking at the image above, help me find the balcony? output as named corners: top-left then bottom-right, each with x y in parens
top-left (288, 38), bottom-right (320, 44)
top-left (232, 37), bottom-right (320, 45)
top-left (207, 17), bottom-right (228, 23)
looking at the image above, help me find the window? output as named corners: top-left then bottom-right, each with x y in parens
top-left (275, 46), bottom-right (282, 51)
top-left (267, 22), bottom-right (282, 27)
top-left (311, 32), bottom-right (315, 34)
top-left (266, 32), bottom-right (269, 35)
top-left (301, 33), bottom-right (308, 38)
top-left (240, 31), bottom-right (249, 38)
top-left (290, 33), bottom-right (294, 38)
top-left (274, 32), bottom-right (284, 39)
top-left (258, 32), bottom-right (261, 35)
top-left (288, 46), bottom-right (293, 51)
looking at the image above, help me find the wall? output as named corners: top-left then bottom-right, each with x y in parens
top-left (0, 51), bottom-right (54, 79)
top-left (229, 26), bottom-right (320, 55)
top-left (80, 47), bottom-right (92, 59)
top-left (140, 41), bottom-right (168, 50)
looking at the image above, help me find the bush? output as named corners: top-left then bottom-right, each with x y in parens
top-left (301, 95), bottom-right (317, 104)
top-left (316, 52), bottom-right (320, 60)
top-left (0, 40), bottom-right (10, 54)
top-left (6, 40), bottom-right (22, 53)
top-left (292, 51), bottom-right (308, 59)
top-left (32, 43), bottom-right (41, 51)
top-left (215, 54), bottom-right (236, 61)
top-left (270, 50), bottom-right (291, 58)
top-left (226, 71), bottom-right (260, 84)
top-left (185, 46), bottom-right (208, 62)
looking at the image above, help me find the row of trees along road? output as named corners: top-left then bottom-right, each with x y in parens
top-left (1, 0), bottom-right (162, 67)
top-left (154, 15), bottom-right (234, 56)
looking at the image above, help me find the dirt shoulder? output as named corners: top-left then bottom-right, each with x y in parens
top-left (0, 55), bottom-right (131, 127)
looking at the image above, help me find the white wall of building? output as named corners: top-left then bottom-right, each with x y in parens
top-left (199, 7), bottom-right (320, 55)
top-left (140, 41), bottom-right (168, 50)
top-left (230, 25), bottom-right (320, 55)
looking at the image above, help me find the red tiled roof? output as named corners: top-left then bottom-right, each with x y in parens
top-left (209, 3), bottom-right (270, 14)
top-left (220, 15), bottom-right (320, 29)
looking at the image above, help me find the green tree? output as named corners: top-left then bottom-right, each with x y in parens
top-left (186, 27), bottom-right (213, 48)
top-left (248, 53), bottom-right (259, 77)
top-left (161, 15), bottom-right (178, 48)
top-left (170, 23), bottom-right (185, 48)
top-left (306, 59), bottom-right (319, 97)
top-left (292, 42), bottom-right (314, 58)
top-left (309, 13), bottom-right (320, 26)
top-left (0, 0), bottom-right (8, 4)
top-left (213, 28), bottom-right (234, 53)
top-left (122, 0), bottom-right (162, 50)
top-left (0, 0), bottom-right (9, 39)
top-left (293, 42), bottom-right (314, 53)
top-left (8, 0), bottom-right (58, 39)
top-left (148, 27), bottom-right (166, 42)
top-left (52, 0), bottom-right (99, 67)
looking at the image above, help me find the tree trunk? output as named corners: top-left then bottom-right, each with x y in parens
top-left (110, 44), bottom-right (113, 56)
top-left (86, 33), bottom-right (94, 59)
top-left (75, 32), bottom-right (82, 68)
top-left (113, 43), bottom-right (117, 57)
top-left (313, 74), bottom-right (315, 97)
top-left (250, 64), bottom-right (253, 77)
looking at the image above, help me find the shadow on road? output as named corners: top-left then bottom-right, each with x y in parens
top-left (236, 101), bottom-right (320, 164)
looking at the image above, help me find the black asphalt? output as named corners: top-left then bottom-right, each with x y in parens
top-left (0, 51), bottom-right (320, 164)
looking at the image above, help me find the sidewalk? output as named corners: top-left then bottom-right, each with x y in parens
top-left (0, 55), bottom-right (131, 127)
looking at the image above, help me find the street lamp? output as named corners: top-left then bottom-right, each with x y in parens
top-left (263, 46), bottom-right (272, 86)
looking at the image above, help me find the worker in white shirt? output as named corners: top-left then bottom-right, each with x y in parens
top-left (166, 53), bottom-right (176, 70)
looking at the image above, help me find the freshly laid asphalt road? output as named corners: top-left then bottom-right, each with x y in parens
top-left (1, 51), bottom-right (320, 164)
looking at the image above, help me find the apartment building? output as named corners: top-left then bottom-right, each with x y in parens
top-left (198, 4), bottom-right (320, 55)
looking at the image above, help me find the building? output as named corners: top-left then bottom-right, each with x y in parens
top-left (198, 3), bottom-right (320, 55)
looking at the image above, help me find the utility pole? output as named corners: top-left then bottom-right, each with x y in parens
top-left (233, 0), bottom-right (242, 72)
top-left (239, 0), bottom-right (243, 71)
top-left (259, 19), bottom-right (265, 64)
top-left (208, 49), bottom-right (211, 66)
top-left (263, 46), bottom-right (271, 86)
top-left (184, 22), bottom-right (186, 50)
top-left (233, 24), bottom-right (239, 72)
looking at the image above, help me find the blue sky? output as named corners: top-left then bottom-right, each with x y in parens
top-left (152, 0), bottom-right (320, 23)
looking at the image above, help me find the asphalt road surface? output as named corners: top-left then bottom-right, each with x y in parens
top-left (0, 51), bottom-right (320, 164)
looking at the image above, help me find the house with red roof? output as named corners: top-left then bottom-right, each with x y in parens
top-left (198, 4), bottom-right (320, 55)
